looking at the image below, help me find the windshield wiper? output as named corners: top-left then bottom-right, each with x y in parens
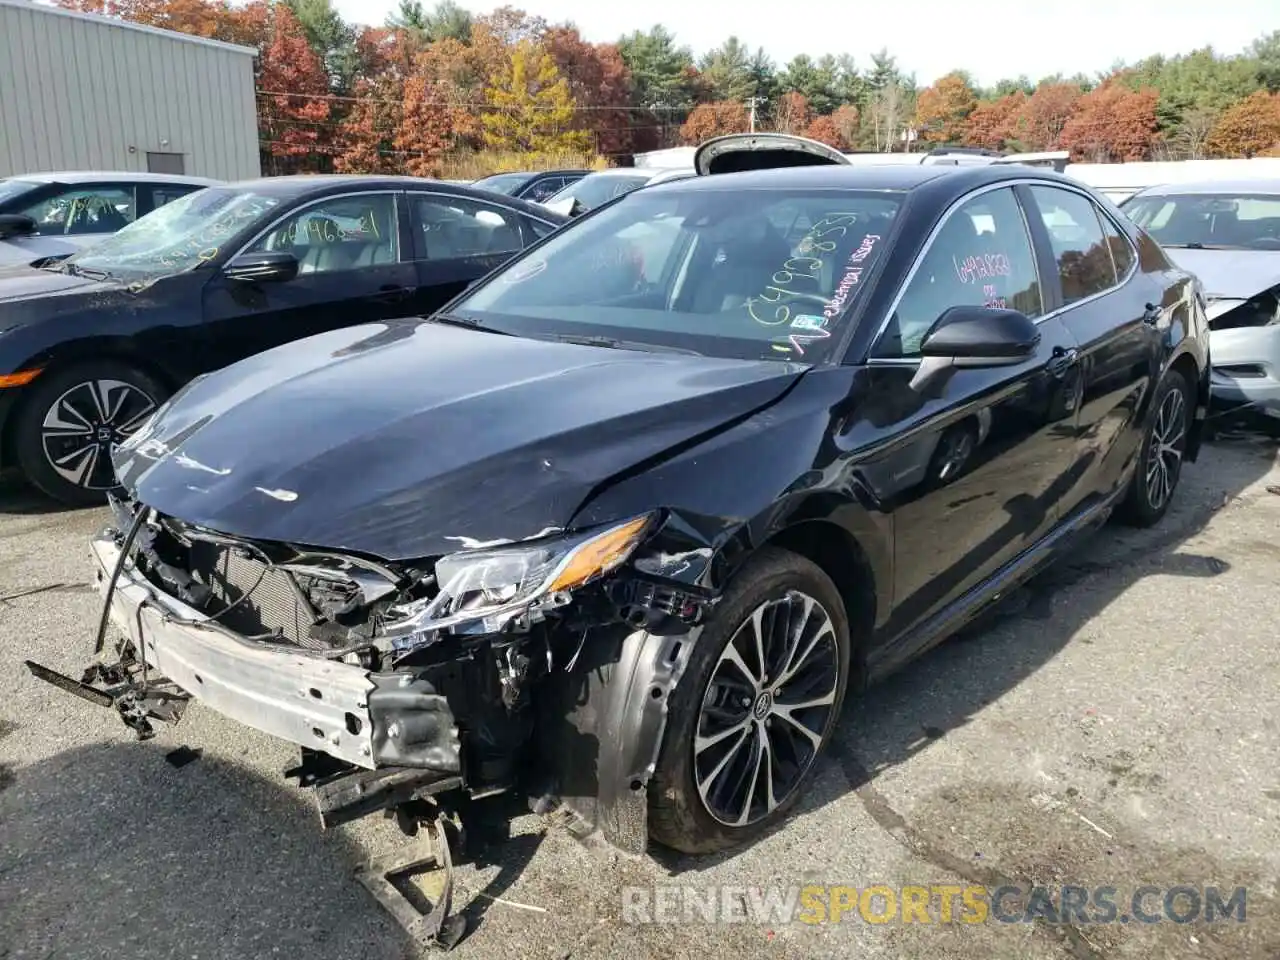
top-left (428, 312), bottom-right (515, 336)
top-left (53, 260), bottom-right (114, 281)
top-left (548, 333), bottom-right (703, 356)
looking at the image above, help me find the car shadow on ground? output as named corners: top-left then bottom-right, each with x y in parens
top-left (0, 468), bottom-right (92, 516)
top-left (655, 424), bottom-right (1279, 878)
top-left (0, 739), bottom-right (417, 959)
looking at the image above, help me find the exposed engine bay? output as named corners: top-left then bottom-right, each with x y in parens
top-left (27, 495), bottom-right (715, 950)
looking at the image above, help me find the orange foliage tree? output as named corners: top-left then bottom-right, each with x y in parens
top-left (333, 75), bottom-right (402, 174)
top-left (773, 91), bottom-right (811, 135)
top-left (679, 101), bottom-right (749, 143)
top-left (963, 92), bottom-right (1024, 151)
top-left (913, 71), bottom-right (977, 144)
top-left (257, 4), bottom-right (331, 169)
top-left (831, 104), bottom-right (860, 147)
top-left (1058, 83), bottom-right (1160, 161)
top-left (805, 115), bottom-right (844, 148)
top-left (543, 27), bottom-right (634, 157)
top-left (1206, 91), bottom-right (1280, 157)
top-left (395, 75), bottom-right (452, 176)
top-left (1009, 83), bottom-right (1082, 150)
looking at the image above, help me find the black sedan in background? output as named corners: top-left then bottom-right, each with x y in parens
top-left (470, 168), bottom-right (590, 203)
top-left (77, 159), bottom-right (1209, 870)
top-left (0, 175), bottom-right (566, 504)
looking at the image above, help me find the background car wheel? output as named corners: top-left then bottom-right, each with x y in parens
top-left (648, 547), bottom-right (851, 855)
top-left (1116, 367), bottom-right (1192, 528)
top-left (14, 360), bottom-right (168, 507)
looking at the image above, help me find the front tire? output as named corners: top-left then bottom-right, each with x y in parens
top-left (648, 548), bottom-right (851, 855)
top-left (1116, 366), bottom-right (1192, 527)
top-left (13, 360), bottom-right (167, 507)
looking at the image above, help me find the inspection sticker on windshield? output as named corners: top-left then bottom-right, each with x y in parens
top-left (792, 314), bottom-right (827, 331)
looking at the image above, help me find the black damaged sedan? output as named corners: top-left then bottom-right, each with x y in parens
top-left (41, 149), bottom-right (1209, 919)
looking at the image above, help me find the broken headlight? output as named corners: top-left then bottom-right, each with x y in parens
top-left (382, 514), bottom-right (654, 639)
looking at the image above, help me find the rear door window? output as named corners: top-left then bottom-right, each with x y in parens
top-left (1028, 185), bottom-right (1119, 304)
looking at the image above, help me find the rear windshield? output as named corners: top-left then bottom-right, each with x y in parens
top-left (549, 173), bottom-right (652, 211)
top-left (452, 186), bottom-right (903, 364)
top-left (472, 173), bottom-right (529, 195)
top-left (1123, 193), bottom-right (1280, 250)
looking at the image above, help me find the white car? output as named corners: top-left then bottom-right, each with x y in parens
top-left (1123, 180), bottom-right (1280, 419)
top-left (0, 171), bottom-right (218, 267)
top-left (541, 167), bottom-right (695, 217)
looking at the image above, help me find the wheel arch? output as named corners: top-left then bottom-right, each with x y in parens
top-left (1, 339), bottom-right (182, 467)
top-left (1167, 347), bottom-right (1205, 464)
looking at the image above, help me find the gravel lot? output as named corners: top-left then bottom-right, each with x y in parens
top-left (2, 426), bottom-right (1279, 960)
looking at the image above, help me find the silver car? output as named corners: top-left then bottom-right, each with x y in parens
top-left (1122, 179), bottom-right (1280, 420)
top-left (540, 167), bottom-right (695, 217)
top-left (0, 170), bottom-right (218, 267)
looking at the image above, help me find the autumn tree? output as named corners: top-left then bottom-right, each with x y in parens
top-left (805, 115), bottom-right (844, 148)
top-left (914, 71), bottom-right (977, 144)
top-left (544, 27), bottom-right (634, 156)
top-left (963, 92), bottom-right (1024, 151)
top-left (1009, 82), bottom-right (1082, 150)
top-left (257, 4), bottom-right (331, 171)
top-left (482, 39), bottom-right (591, 154)
top-left (773, 91), bottom-right (811, 134)
top-left (334, 74), bottom-right (403, 173)
top-left (1058, 82), bottom-right (1159, 161)
top-left (1206, 90), bottom-right (1280, 157)
top-left (679, 101), bottom-right (748, 143)
top-left (394, 75), bottom-right (451, 175)
top-left (828, 104), bottom-right (859, 149)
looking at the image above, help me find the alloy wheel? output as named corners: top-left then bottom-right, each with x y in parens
top-left (40, 379), bottom-right (157, 490)
top-left (694, 590), bottom-right (840, 827)
top-left (1145, 384), bottom-right (1186, 511)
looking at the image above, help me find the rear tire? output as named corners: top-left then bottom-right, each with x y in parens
top-left (14, 360), bottom-right (168, 507)
top-left (1116, 367), bottom-right (1192, 528)
top-left (647, 547), bottom-right (851, 855)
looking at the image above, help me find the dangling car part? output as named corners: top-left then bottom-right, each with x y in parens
top-left (32, 150), bottom-right (1210, 945)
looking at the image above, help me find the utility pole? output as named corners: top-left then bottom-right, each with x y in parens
top-left (746, 96), bottom-right (766, 133)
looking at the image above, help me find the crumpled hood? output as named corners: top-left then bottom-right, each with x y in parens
top-left (1163, 248), bottom-right (1280, 301)
top-left (114, 320), bottom-right (806, 560)
top-left (0, 262), bottom-right (115, 303)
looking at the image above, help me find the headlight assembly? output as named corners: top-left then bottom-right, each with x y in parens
top-left (381, 514), bottom-right (653, 640)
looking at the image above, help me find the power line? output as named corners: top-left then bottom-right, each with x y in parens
top-left (256, 88), bottom-right (697, 112)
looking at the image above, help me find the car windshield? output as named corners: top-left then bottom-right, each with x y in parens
top-left (0, 178), bottom-right (42, 208)
top-left (452, 186), bottom-right (902, 363)
top-left (64, 187), bottom-right (283, 279)
top-left (472, 173), bottom-right (529, 195)
top-left (1122, 192), bottom-right (1280, 250)
top-left (547, 172), bottom-right (652, 211)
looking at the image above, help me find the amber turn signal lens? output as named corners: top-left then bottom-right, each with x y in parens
top-left (547, 515), bottom-right (651, 593)
top-left (0, 368), bottom-right (42, 389)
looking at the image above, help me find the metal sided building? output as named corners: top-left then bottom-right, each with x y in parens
top-left (0, 0), bottom-right (259, 180)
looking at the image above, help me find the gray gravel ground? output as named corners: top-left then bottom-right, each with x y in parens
top-left (2, 426), bottom-right (1279, 960)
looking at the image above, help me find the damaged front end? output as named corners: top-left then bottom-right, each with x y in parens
top-left (28, 495), bottom-right (714, 945)
top-left (1205, 285), bottom-right (1280, 418)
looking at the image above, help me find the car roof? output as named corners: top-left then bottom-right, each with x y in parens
top-left (214, 174), bottom-right (571, 221)
top-left (1134, 179), bottom-right (1280, 198)
top-left (6, 170), bottom-right (220, 185)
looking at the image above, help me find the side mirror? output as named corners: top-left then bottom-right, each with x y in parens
top-left (910, 305), bottom-right (1040, 391)
top-left (222, 251), bottom-right (298, 283)
top-left (0, 214), bottom-right (37, 240)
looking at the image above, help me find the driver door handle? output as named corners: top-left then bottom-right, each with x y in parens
top-left (1047, 346), bottom-right (1078, 377)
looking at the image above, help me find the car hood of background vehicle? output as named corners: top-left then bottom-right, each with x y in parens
top-left (114, 320), bottom-right (807, 560)
top-left (0, 263), bottom-right (124, 304)
top-left (1163, 247), bottom-right (1280, 301)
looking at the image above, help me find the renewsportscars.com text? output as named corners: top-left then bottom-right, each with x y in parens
top-left (621, 884), bottom-right (1248, 926)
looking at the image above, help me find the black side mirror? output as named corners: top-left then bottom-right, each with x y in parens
top-left (222, 251), bottom-right (299, 283)
top-left (910, 305), bottom-right (1040, 391)
top-left (0, 214), bottom-right (37, 240)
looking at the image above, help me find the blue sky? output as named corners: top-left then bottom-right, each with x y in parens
top-left (332, 0), bottom-right (1275, 88)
